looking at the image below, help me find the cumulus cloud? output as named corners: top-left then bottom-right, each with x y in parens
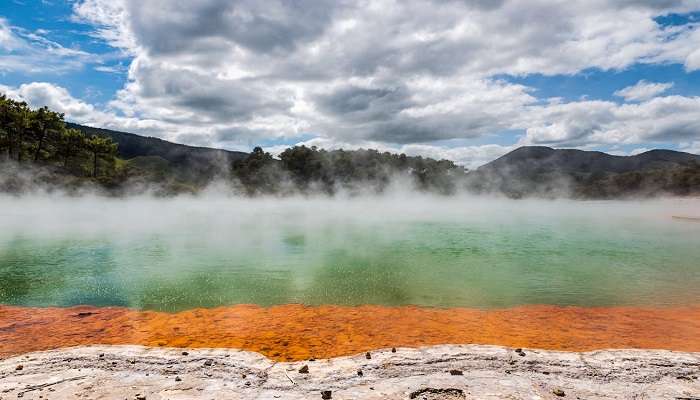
top-left (1, 82), bottom-right (172, 137)
top-left (680, 141), bottom-right (700, 154)
top-left (5, 0), bottom-right (700, 166)
top-left (614, 80), bottom-right (674, 101)
top-left (520, 95), bottom-right (700, 146)
top-left (67, 0), bottom-right (700, 149)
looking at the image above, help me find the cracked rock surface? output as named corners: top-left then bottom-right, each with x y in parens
top-left (1, 344), bottom-right (699, 399)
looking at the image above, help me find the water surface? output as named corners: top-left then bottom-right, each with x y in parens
top-left (2, 196), bottom-right (698, 311)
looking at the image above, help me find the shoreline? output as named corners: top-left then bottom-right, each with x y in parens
top-left (1, 344), bottom-right (699, 399)
top-left (3, 303), bottom-right (700, 361)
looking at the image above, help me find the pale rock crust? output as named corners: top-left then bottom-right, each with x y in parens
top-left (1, 344), bottom-right (699, 399)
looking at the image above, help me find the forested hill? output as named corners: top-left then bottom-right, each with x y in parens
top-left (67, 123), bottom-right (248, 172)
top-left (467, 146), bottom-right (700, 198)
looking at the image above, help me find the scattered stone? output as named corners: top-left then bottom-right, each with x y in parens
top-left (515, 348), bottom-right (526, 357)
top-left (129, 359), bottom-right (136, 364)
top-left (174, 376), bottom-right (181, 382)
top-left (181, 351), bottom-right (189, 356)
top-left (552, 388), bottom-right (566, 397)
top-left (365, 352), bottom-right (372, 359)
top-left (135, 394), bottom-right (146, 400)
top-left (98, 353), bottom-right (104, 358)
top-left (391, 347), bottom-right (396, 353)
top-left (357, 369), bottom-right (363, 377)
top-left (203, 360), bottom-right (213, 367)
top-left (299, 365), bottom-right (309, 374)
top-left (514, 348), bottom-right (522, 353)
top-left (321, 390), bottom-right (332, 399)
top-left (542, 371), bottom-right (551, 375)
top-left (15, 364), bottom-right (23, 371)
top-left (449, 369), bottom-right (463, 375)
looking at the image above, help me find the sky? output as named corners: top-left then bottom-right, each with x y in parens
top-left (1, 1), bottom-right (700, 168)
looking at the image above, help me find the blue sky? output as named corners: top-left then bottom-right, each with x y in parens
top-left (2, 0), bottom-right (700, 167)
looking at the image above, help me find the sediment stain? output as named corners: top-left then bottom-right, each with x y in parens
top-left (1, 304), bottom-right (698, 361)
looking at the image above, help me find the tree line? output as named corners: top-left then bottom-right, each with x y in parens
top-left (232, 145), bottom-right (467, 195)
top-left (0, 94), bottom-right (118, 178)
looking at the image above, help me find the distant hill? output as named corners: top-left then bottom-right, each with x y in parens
top-left (67, 123), bottom-right (249, 187)
top-left (467, 146), bottom-right (700, 198)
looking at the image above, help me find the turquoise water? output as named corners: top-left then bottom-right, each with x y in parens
top-left (1, 196), bottom-right (699, 311)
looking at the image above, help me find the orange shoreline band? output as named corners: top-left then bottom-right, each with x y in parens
top-left (1, 304), bottom-right (699, 361)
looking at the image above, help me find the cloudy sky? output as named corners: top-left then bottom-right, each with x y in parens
top-left (2, 0), bottom-right (700, 167)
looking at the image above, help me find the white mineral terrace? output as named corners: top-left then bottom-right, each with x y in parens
top-left (1, 344), bottom-right (699, 399)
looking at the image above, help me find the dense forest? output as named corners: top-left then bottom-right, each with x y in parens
top-left (231, 146), bottom-right (465, 195)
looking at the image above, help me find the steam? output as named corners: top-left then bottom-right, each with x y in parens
top-left (1, 192), bottom-right (698, 311)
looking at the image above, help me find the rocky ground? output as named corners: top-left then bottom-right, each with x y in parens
top-left (0, 344), bottom-right (699, 399)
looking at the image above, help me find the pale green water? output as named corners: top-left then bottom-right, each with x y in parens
top-left (1, 196), bottom-right (699, 311)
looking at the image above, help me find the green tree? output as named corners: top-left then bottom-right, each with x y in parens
top-left (86, 135), bottom-right (117, 177)
top-left (31, 106), bottom-right (65, 162)
top-left (9, 100), bottom-right (32, 162)
top-left (56, 128), bottom-right (86, 170)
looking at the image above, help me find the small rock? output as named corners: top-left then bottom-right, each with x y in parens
top-left (449, 369), bottom-right (463, 375)
top-left (203, 360), bottom-right (213, 367)
top-left (552, 388), bottom-right (565, 397)
top-left (130, 359), bottom-right (136, 364)
top-left (365, 352), bottom-right (371, 359)
top-left (181, 351), bottom-right (189, 356)
top-left (15, 365), bottom-right (23, 371)
top-left (321, 390), bottom-right (332, 399)
top-left (514, 348), bottom-right (522, 353)
top-left (136, 394), bottom-right (146, 400)
top-left (174, 376), bottom-right (182, 382)
top-left (391, 347), bottom-right (396, 353)
top-left (542, 371), bottom-right (550, 375)
top-left (299, 365), bottom-right (309, 374)
top-left (76, 312), bottom-right (94, 318)
top-left (357, 369), bottom-right (363, 376)
top-left (245, 381), bottom-right (251, 386)
top-left (518, 351), bottom-right (526, 357)
top-left (99, 353), bottom-right (104, 358)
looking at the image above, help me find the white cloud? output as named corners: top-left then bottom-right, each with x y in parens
top-left (6, 1), bottom-right (700, 166)
top-left (614, 80), bottom-right (674, 101)
top-left (680, 141), bottom-right (700, 154)
top-left (0, 18), bottom-right (93, 74)
top-left (64, 0), bottom-right (700, 149)
top-left (520, 95), bottom-right (700, 147)
top-left (1, 82), bottom-right (172, 137)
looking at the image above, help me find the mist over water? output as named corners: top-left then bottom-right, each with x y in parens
top-left (1, 193), bottom-right (699, 312)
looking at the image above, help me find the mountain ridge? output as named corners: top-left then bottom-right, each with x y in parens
top-left (470, 145), bottom-right (700, 198)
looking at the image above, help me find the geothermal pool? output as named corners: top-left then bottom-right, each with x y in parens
top-left (1, 195), bottom-right (699, 359)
